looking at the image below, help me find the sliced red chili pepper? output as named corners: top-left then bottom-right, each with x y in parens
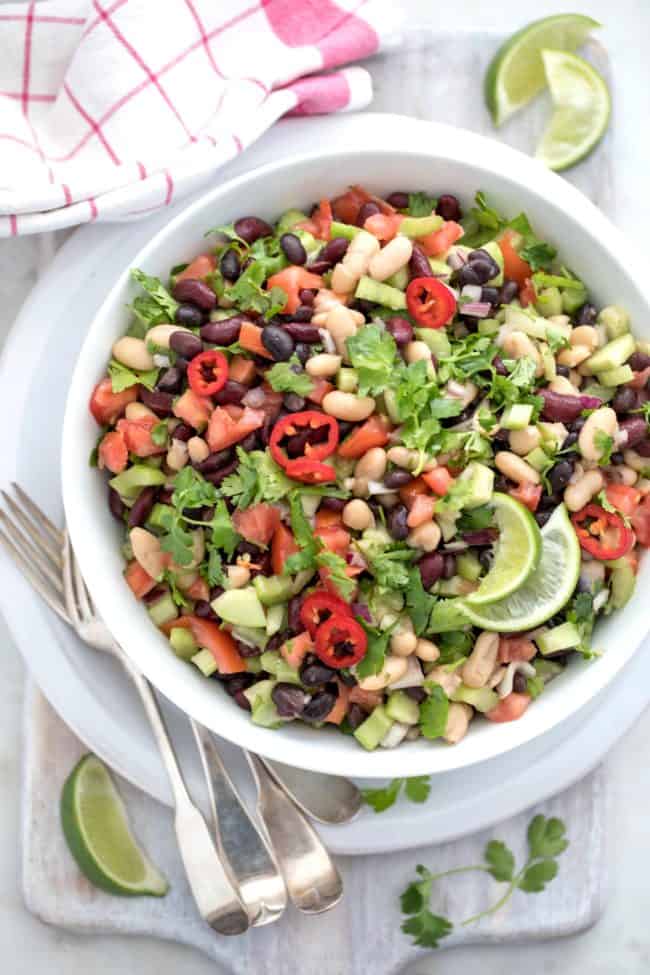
top-left (269, 410), bottom-right (339, 469)
top-left (571, 503), bottom-right (635, 560)
top-left (284, 457), bottom-right (337, 484)
top-left (187, 349), bottom-right (228, 397)
top-left (314, 615), bottom-right (367, 669)
top-left (300, 591), bottom-right (354, 637)
top-left (406, 276), bottom-right (456, 329)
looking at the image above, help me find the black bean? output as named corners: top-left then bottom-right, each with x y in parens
top-left (234, 216), bottom-right (273, 243)
top-left (175, 356), bottom-right (189, 374)
top-left (140, 387), bottom-right (174, 416)
top-left (287, 305), bottom-right (313, 323)
top-left (442, 554), bottom-right (456, 579)
top-left (128, 486), bottom-right (157, 528)
top-left (156, 366), bottom-right (183, 394)
top-left (499, 279), bottom-right (519, 305)
top-left (173, 278), bottom-right (217, 310)
top-left (385, 316), bottom-right (414, 345)
top-left (357, 201), bottom-right (380, 226)
top-left (272, 683), bottom-right (308, 718)
top-left (618, 416), bottom-right (648, 447)
top-left (169, 330), bottom-right (203, 360)
top-left (231, 689), bottom-right (252, 711)
top-left (478, 548), bottom-right (492, 572)
top-left (494, 475), bottom-right (510, 493)
top-left (282, 321), bottom-right (321, 342)
top-left (298, 288), bottom-right (316, 306)
top-left (555, 364), bottom-right (571, 378)
top-left (493, 356), bottom-right (508, 377)
top-left (262, 324), bottom-right (294, 361)
top-left (346, 703), bottom-right (366, 730)
top-left (280, 232), bottom-right (307, 266)
top-left (320, 496), bottom-right (347, 512)
top-left (408, 243), bottom-right (434, 280)
top-left (576, 303), bottom-right (597, 325)
top-left (467, 259), bottom-right (495, 285)
top-left (197, 448), bottom-right (234, 474)
top-left (175, 303), bottom-right (204, 327)
top-left (383, 469), bottom-right (413, 489)
top-left (318, 237), bottom-right (349, 266)
top-left (213, 380), bottom-right (247, 406)
top-left (205, 458), bottom-right (238, 485)
top-left (418, 552), bottom-right (444, 589)
top-left (294, 342), bottom-right (311, 365)
top-left (285, 425), bottom-right (328, 458)
top-left (610, 451), bottom-right (625, 465)
top-left (387, 504), bottom-right (409, 541)
top-left (404, 686), bottom-right (427, 704)
top-left (300, 660), bottom-right (336, 688)
top-left (570, 416), bottom-right (586, 434)
top-left (535, 510), bottom-right (552, 527)
top-left (108, 487), bottom-right (125, 521)
top-left (458, 263), bottom-right (481, 287)
top-left (612, 387), bottom-right (638, 414)
top-left (302, 688), bottom-right (337, 722)
top-left (200, 316), bottom-right (243, 345)
top-left (224, 674), bottom-right (255, 696)
top-left (562, 431), bottom-right (578, 450)
top-left (219, 248), bottom-right (241, 280)
top-left (629, 352), bottom-right (650, 371)
top-left (436, 194), bottom-right (462, 221)
top-left (635, 439), bottom-right (650, 457)
top-left (548, 459), bottom-right (575, 493)
top-left (481, 286), bottom-right (500, 305)
top-left (386, 191), bottom-right (409, 209)
top-left (513, 673), bottom-right (529, 694)
top-left (287, 595), bottom-right (303, 635)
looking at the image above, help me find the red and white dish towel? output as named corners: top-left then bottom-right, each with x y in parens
top-left (0, 0), bottom-right (400, 236)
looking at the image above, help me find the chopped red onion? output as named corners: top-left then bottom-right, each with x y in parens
top-left (242, 386), bottom-right (266, 408)
top-left (462, 529), bottom-right (498, 546)
top-left (461, 284), bottom-right (483, 303)
top-left (461, 302), bottom-right (492, 318)
top-left (447, 249), bottom-right (468, 271)
top-left (351, 602), bottom-right (372, 621)
top-left (318, 328), bottom-right (337, 354)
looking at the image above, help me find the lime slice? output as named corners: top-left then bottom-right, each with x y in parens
top-left (461, 504), bottom-right (580, 632)
top-left (464, 493), bottom-right (541, 606)
top-left (484, 14), bottom-right (600, 126)
top-left (61, 754), bottom-right (169, 897)
top-left (535, 50), bottom-right (611, 171)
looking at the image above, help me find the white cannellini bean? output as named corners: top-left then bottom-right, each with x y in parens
top-left (462, 631), bottom-right (500, 689)
top-left (387, 446), bottom-right (420, 470)
top-left (368, 235), bottom-right (413, 282)
top-left (166, 438), bottom-right (189, 471)
top-left (548, 375), bottom-right (580, 396)
top-left (112, 336), bottom-right (155, 371)
top-left (227, 564), bottom-right (251, 589)
top-left (426, 666), bottom-right (462, 697)
top-left (129, 527), bottom-right (165, 579)
top-left (415, 638), bottom-right (440, 663)
top-left (305, 353), bottom-right (342, 377)
top-left (357, 655), bottom-right (408, 691)
top-left (509, 426), bottom-right (541, 456)
top-left (563, 469), bottom-right (604, 511)
top-left (624, 449), bottom-right (648, 473)
top-left (495, 451), bottom-right (541, 485)
top-left (608, 463), bottom-right (638, 486)
top-left (446, 379), bottom-right (479, 408)
top-left (390, 622), bottom-right (417, 657)
top-left (405, 340), bottom-right (434, 365)
top-left (342, 498), bottom-right (374, 531)
top-left (330, 230), bottom-right (380, 294)
top-left (570, 325), bottom-right (600, 351)
top-left (557, 344), bottom-right (592, 368)
top-left (187, 436), bottom-right (210, 464)
top-left (444, 702), bottom-right (472, 744)
top-left (145, 323), bottom-right (192, 349)
top-left (355, 447), bottom-right (387, 482)
top-left (499, 330), bottom-right (543, 376)
top-left (324, 304), bottom-right (362, 359)
top-left (578, 407), bottom-right (618, 462)
top-left (125, 401), bottom-right (157, 421)
top-left (407, 521), bottom-right (441, 552)
top-left (322, 390), bottom-right (375, 421)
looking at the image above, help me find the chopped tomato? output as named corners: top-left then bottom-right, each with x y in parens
top-left (628, 366), bottom-right (650, 390)
top-left (116, 415), bottom-right (165, 457)
top-left (605, 483), bottom-right (642, 517)
top-left (271, 522), bottom-right (299, 575)
top-left (364, 212), bottom-right (403, 241)
top-left (266, 267), bottom-right (324, 315)
top-left (314, 524), bottom-right (351, 557)
top-left (331, 186), bottom-right (371, 224)
top-left (233, 503), bottom-right (281, 547)
top-left (173, 388), bottom-right (212, 430)
top-left (297, 198), bottom-right (333, 240)
top-left (486, 692), bottom-right (531, 723)
top-left (422, 466), bottom-right (454, 496)
top-left (498, 636), bottom-right (536, 664)
top-left (631, 494), bottom-right (650, 546)
top-left (338, 415), bottom-right (391, 459)
top-left (239, 321), bottom-right (273, 359)
top-left (206, 404), bottom-right (265, 452)
top-left (228, 354), bottom-right (257, 386)
top-left (519, 277), bottom-right (537, 308)
top-left (497, 229), bottom-right (532, 287)
top-left (399, 476), bottom-right (429, 508)
top-left (98, 431), bottom-right (128, 473)
top-left (325, 681), bottom-right (350, 725)
top-left (407, 494), bottom-right (436, 528)
top-left (184, 576), bottom-right (210, 602)
top-left (124, 559), bottom-right (156, 599)
top-left (89, 377), bottom-right (138, 425)
top-left (176, 253), bottom-right (216, 282)
top-left (188, 617), bottom-right (245, 674)
top-left (418, 220), bottom-right (464, 257)
top-left (306, 377), bottom-right (334, 405)
top-left (314, 508), bottom-right (343, 530)
top-left (280, 631), bottom-right (313, 669)
top-left (348, 686), bottom-right (382, 711)
top-left (510, 482), bottom-right (542, 512)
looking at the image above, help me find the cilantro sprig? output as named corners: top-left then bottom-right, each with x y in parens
top-left (362, 775), bottom-right (431, 813)
top-left (400, 815), bottom-right (569, 949)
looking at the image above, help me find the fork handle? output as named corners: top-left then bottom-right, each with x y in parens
top-left (118, 653), bottom-right (250, 935)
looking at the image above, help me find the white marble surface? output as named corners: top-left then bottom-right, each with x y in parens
top-left (1, 1), bottom-right (650, 971)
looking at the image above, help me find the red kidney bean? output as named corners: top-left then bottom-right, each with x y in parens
top-left (629, 352), bottom-right (650, 371)
top-left (231, 689), bottom-right (252, 712)
top-left (262, 324), bottom-right (294, 361)
top-left (128, 486), bottom-right (157, 528)
top-left (194, 599), bottom-right (218, 620)
top-left (436, 194), bottom-right (462, 221)
top-left (408, 243), bottom-right (434, 280)
top-left (357, 201), bottom-right (380, 226)
top-left (346, 703), bottom-right (367, 729)
top-left (140, 387), bottom-right (174, 416)
top-left (280, 233), bottom-right (307, 266)
top-left (513, 672), bottom-right (529, 693)
top-left (418, 552), bottom-right (444, 588)
top-left (384, 469), bottom-right (413, 489)
top-left (169, 330), bottom-right (203, 360)
top-left (234, 216), bottom-right (273, 243)
top-left (156, 366), bottom-right (183, 394)
top-left (317, 237), bottom-right (349, 266)
top-left (385, 316), bottom-right (414, 345)
top-left (272, 683), bottom-right (309, 717)
top-left (388, 504), bottom-right (409, 540)
top-left (386, 191), bottom-right (409, 209)
top-left (283, 393), bottom-right (306, 413)
top-left (219, 248), bottom-right (241, 280)
top-left (636, 439), bottom-right (650, 457)
top-left (108, 487), bottom-right (125, 521)
top-left (320, 496), bottom-right (347, 512)
top-left (499, 279), bottom-right (519, 304)
top-left (306, 259), bottom-right (331, 275)
top-left (213, 379), bottom-right (247, 406)
top-left (298, 288), bottom-right (316, 306)
top-left (173, 278), bottom-right (217, 310)
top-left (442, 554), bottom-right (456, 579)
top-left (205, 458), bottom-right (239, 485)
top-left (303, 687), bottom-right (337, 722)
top-left (158, 488), bottom-right (174, 504)
top-left (197, 448), bottom-right (234, 473)
top-left (300, 659), bottom-right (336, 688)
top-left (286, 306), bottom-right (313, 323)
top-left (224, 672), bottom-right (255, 693)
top-left (405, 685), bottom-right (427, 703)
top-left (242, 385), bottom-right (266, 409)
top-left (539, 389), bottom-right (589, 423)
top-left (462, 529), bottom-right (498, 546)
top-left (239, 432), bottom-right (260, 452)
top-left (493, 356), bottom-right (508, 376)
top-left (612, 387), bottom-right (638, 414)
top-left (200, 316), bottom-right (243, 345)
top-left (618, 416), bottom-right (648, 447)
top-left (287, 594), bottom-right (303, 634)
top-left (172, 422), bottom-right (193, 442)
top-left (175, 356), bottom-right (189, 374)
top-left (175, 303), bottom-right (204, 327)
top-left (282, 321), bottom-right (320, 342)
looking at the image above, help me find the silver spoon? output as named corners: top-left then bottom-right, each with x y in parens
top-left (262, 757), bottom-right (363, 824)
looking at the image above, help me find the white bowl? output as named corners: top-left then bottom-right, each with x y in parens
top-left (62, 117), bottom-right (650, 778)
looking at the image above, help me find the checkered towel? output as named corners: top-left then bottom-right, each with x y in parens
top-left (0, 0), bottom-right (399, 236)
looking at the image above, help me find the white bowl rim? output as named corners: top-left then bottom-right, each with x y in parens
top-left (62, 113), bottom-right (650, 778)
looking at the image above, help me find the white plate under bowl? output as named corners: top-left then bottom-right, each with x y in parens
top-left (1, 115), bottom-right (650, 854)
top-left (60, 113), bottom-right (650, 780)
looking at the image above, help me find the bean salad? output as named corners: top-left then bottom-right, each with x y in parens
top-left (90, 185), bottom-right (650, 750)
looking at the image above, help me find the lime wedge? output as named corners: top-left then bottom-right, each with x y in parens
top-left (484, 14), bottom-right (600, 126)
top-left (61, 754), bottom-right (169, 897)
top-left (464, 493), bottom-right (541, 606)
top-left (535, 50), bottom-right (611, 171)
top-left (461, 504), bottom-right (580, 632)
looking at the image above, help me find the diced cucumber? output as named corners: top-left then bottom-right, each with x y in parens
top-left (524, 446), bottom-right (551, 473)
top-left (581, 382), bottom-right (615, 402)
top-left (330, 220), bottom-right (360, 241)
top-left (266, 603), bottom-right (286, 637)
top-left (355, 276), bottom-right (406, 311)
top-left (504, 306), bottom-right (547, 339)
top-left (456, 551), bottom-right (482, 583)
top-left (561, 285), bottom-right (588, 314)
top-left (353, 705), bottom-right (394, 751)
top-left (608, 562), bottom-right (636, 611)
top-left (231, 626), bottom-right (269, 652)
top-left (277, 209), bottom-right (309, 234)
top-left (598, 305), bottom-right (630, 340)
top-left (169, 626), bottom-right (198, 661)
top-left (253, 574), bottom-right (295, 607)
top-left (147, 592), bottom-right (178, 628)
top-left (437, 577), bottom-right (473, 596)
top-left (109, 465), bottom-right (166, 499)
top-left (147, 502), bottom-right (174, 532)
top-left (212, 588), bottom-right (266, 628)
top-left (428, 258), bottom-right (451, 279)
top-left (477, 317), bottom-right (500, 337)
top-left (337, 367), bottom-right (358, 393)
top-left (536, 621), bottom-right (581, 656)
top-left (191, 648), bottom-right (217, 677)
top-left (300, 494), bottom-right (320, 519)
top-left (382, 388), bottom-right (401, 424)
top-left (501, 403), bottom-right (534, 430)
top-left (244, 680), bottom-right (282, 729)
top-left (259, 650), bottom-right (301, 684)
top-left (538, 422), bottom-right (567, 450)
top-left (121, 540), bottom-right (133, 561)
top-left (451, 684), bottom-right (498, 713)
top-left (456, 462), bottom-right (494, 509)
top-left (415, 327), bottom-right (451, 358)
top-left (385, 691), bottom-right (420, 726)
top-left (536, 286), bottom-right (563, 318)
top-left (481, 241), bottom-right (505, 286)
top-left (246, 656), bottom-right (263, 674)
top-left (541, 344), bottom-right (557, 381)
top-left (386, 266), bottom-right (409, 291)
top-left (399, 214), bottom-right (443, 238)
top-left (596, 365), bottom-right (634, 387)
top-left (582, 333), bottom-right (636, 376)
top-left (534, 658), bottom-right (563, 682)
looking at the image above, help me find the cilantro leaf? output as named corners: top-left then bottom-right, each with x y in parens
top-left (408, 192), bottom-right (437, 217)
top-left (224, 260), bottom-right (287, 319)
top-left (504, 356), bottom-right (538, 390)
top-left (315, 550), bottom-right (356, 600)
top-left (129, 268), bottom-right (179, 327)
top-left (457, 504), bottom-right (493, 532)
top-left (419, 685), bottom-right (449, 740)
top-left (346, 323), bottom-right (398, 396)
top-left (356, 623), bottom-right (392, 678)
top-left (428, 598), bottom-right (470, 633)
top-left (461, 191), bottom-right (506, 247)
top-left (594, 429), bottom-right (614, 465)
top-left (362, 778), bottom-right (402, 812)
top-left (108, 359), bottom-right (159, 393)
top-left (520, 240), bottom-right (557, 271)
top-left (400, 865), bottom-right (453, 949)
top-left (265, 357), bottom-right (315, 397)
top-left (484, 840), bottom-right (515, 882)
top-left (284, 491), bottom-right (320, 573)
top-left (205, 548), bottom-right (226, 587)
top-left (405, 567), bottom-right (436, 636)
top-left (518, 859), bottom-right (558, 893)
top-left (532, 271), bottom-right (583, 290)
top-left (151, 421), bottom-right (168, 446)
top-left (221, 449), bottom-right (292, 509)
top-left (209, 499), bottom-right (240, 557)
top-left (404, 775), bottom-right (431, 804)
top-left (367, 545), bottom-right (416, 589)
top-left (172, 466), bottom-right (219, 511)
top-left (526, 815), bottom-right (569, 860)
top-left (160, 520), bottom-right (195, 567)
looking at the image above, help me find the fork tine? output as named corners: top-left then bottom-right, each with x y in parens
top-left (1, 492), bottom-right (63, 568)
top-left (0, 528), bottom-right (69, 623)
top-left (72, 547), bottom-right (93, 622)
top-left (0, 511), bottom-right (64, 594)
top-left (10, 483), bottom-right (63, 546)
top-left (62, 533), bottom-right (81, 626)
